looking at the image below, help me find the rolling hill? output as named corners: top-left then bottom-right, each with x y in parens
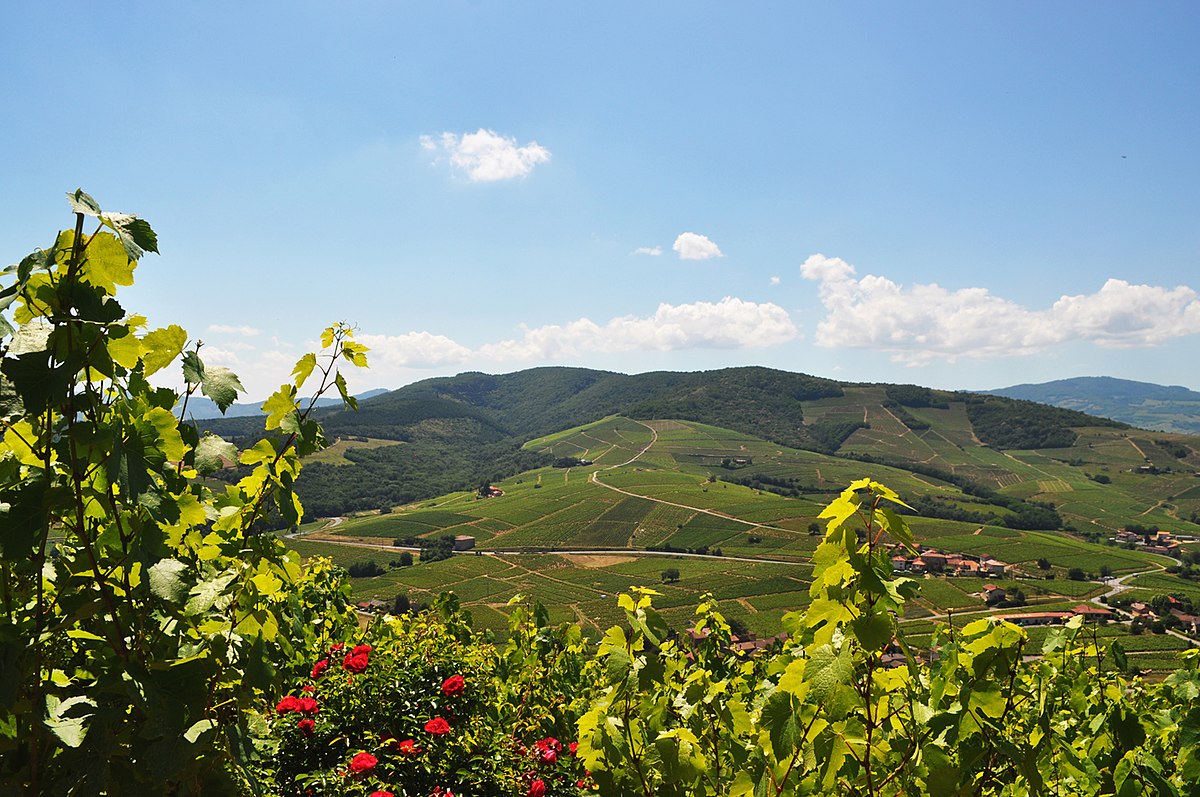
top-left (206, 366), bottom-right (1151, 520)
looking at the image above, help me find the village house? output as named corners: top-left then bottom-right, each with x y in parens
top-left (980, 558), bottom-right (1009, 577)
top-left (453, 535), bottom-right (476, 551)
top-left (980, 584), bottom-right (1006, 606)
top-left (920, 552), bottom-right (947, 572)
top-left (954, 559), bottom-right (981, 576)
top-left (1071, 604), bottom-right (1115, 623)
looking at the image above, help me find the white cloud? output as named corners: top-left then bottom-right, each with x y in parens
top-left (478, 297), bottom-right (796, 361)
top-left (800, 253), bottom-right (1200, 365)
top-left (769, 276), bottom-right (781, 286)
top-left (420, 129), bottom-right (550, 182)
top-left (196, 345), bottom-right (243, 367)
top-left (207, 324), bottom-right (260, 336)
top-left (673, 232), bottom-right (724, 260)
top-left (357, 331), bottom-right (473, 368)
top-left (633, 246), bottom-right (663, 256)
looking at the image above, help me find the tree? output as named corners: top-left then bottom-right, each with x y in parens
top-left (399, 551), bottom-right (414, 567)
top-left (1068, 567), bottom-right (1087, 581)
top-left (0, 191), bottom-right (367, 792)
top-left (1037, 557), bottom-right (1051, 570)
top-left (661, 567), bottom-right (681, 584)
top-left (1099, 564), bottom-right (1113, 578)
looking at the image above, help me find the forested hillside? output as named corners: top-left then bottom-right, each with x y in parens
top-left (204, 368), bottom-right (1142, 518)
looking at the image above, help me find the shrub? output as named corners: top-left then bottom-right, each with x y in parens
top-left (256, 596), bottom-right (592, 796)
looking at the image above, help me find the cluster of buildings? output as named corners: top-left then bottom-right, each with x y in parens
top-left (1112, 529), bottom-right (1185, 557)
top-left (1126, 596), bottom-right (1200, 635)
top-left (685, 626), bottom-right (788, 657)
top-left (889, 546), bottom-right (1011, 578)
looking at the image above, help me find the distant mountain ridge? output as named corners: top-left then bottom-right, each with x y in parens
top-left (180, 388), bottom-right (390, 420)
top-left (985, 377), bottom-right (1200, 434)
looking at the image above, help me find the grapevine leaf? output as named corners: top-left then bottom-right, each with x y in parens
top-left (8, 320), bottom-right (51, 355)
top-left (291, 352), bottom-right (317, 390)
top-left (148, 558), bottom-right (190, 603)
top-left (200, 365), bottom-right (245, 413)
top-left (140, 325), bottom-right (187, 375)
top-left (851, 610), bottom-right (894, 651)
top-left (921, 743), bottom-right (960, 796)
top-left (185, 571), bottom-right (238, 616)
top-left (760, 690), bottom-right (804, 761)
top-left (195, 435), bottom-right (237, 475)
top-left (806, 642), bottom-right (853, 702)
top-left (1111, 639), bottom-right (1128, 673)
top-left (79, 232), bottom-right (135, 293)
top-left (101, 212), bottom-right (159, 259)
top-left (66, 189), bottom-right (103, 217)
top-left (183, 719), bottom-right (215, 744)
top-left (181, 350), bottom-right (205, 384)
top-left (44, 695), bottom-right (96, 748)
top-left (334, 371), bottom-right (356, 410)
top-left (262, 387), bottom-right (297, 431)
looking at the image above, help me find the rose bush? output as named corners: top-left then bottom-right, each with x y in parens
top-left (256, 595), bottom-right (594, 795)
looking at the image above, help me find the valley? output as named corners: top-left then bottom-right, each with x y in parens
top-left (260, 375), bottom-right (1200, 670)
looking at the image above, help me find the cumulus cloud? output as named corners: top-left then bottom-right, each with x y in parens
top-left (478, 297), bottom-right (796, 361)
top-left (633, 246), bottom-right (663, 256)
top-left (799, 253), bottom-right (1200, 365)
top-left (420, 129), bottom-right (550, 182)
top-left (673, 232), bottom-right (724, 261)
top-left (357, 331), bottom-right (473, 368)
top-left (769, 276), bottom-right (781, 286)
top-left (208, 324), bottom-right (260, 336)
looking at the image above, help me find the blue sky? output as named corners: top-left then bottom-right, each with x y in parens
top-left (3, 3), bottom-right (1199, 399)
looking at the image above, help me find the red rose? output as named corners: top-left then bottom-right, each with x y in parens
top-left (424, 717), bottom-right (451, 735)
top-left (297, 696), bottom-right (320, 714)
top-left (540, 747), bottom-right (557, 764)
top-left (528, 779), bottom-right (546, 797)
top-left (396, 739), bottom-right (422, 755)
top-left (370, 792), bottom-right (395, 797)
top-left (348, 752), bottom-right (377, 774)
top-left (441, 674), bottom-right (465, 697)
top-left (297, 718), bottom-right (314, 736)
top-left (343, 651), bottom-right (370, 673)
top-left (275, 695), bottom-right (300, 714)
top-left (330, 642), bottom-right (345, 652)
top-left (569, 741), bottom-right (578, 756)
top-left (311, 659), bottom-right (329, 679)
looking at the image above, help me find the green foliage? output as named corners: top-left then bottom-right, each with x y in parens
top-left (0, 193), bottom-right (366, 793)
top-left (883, 384), bottom-right (949, 409)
